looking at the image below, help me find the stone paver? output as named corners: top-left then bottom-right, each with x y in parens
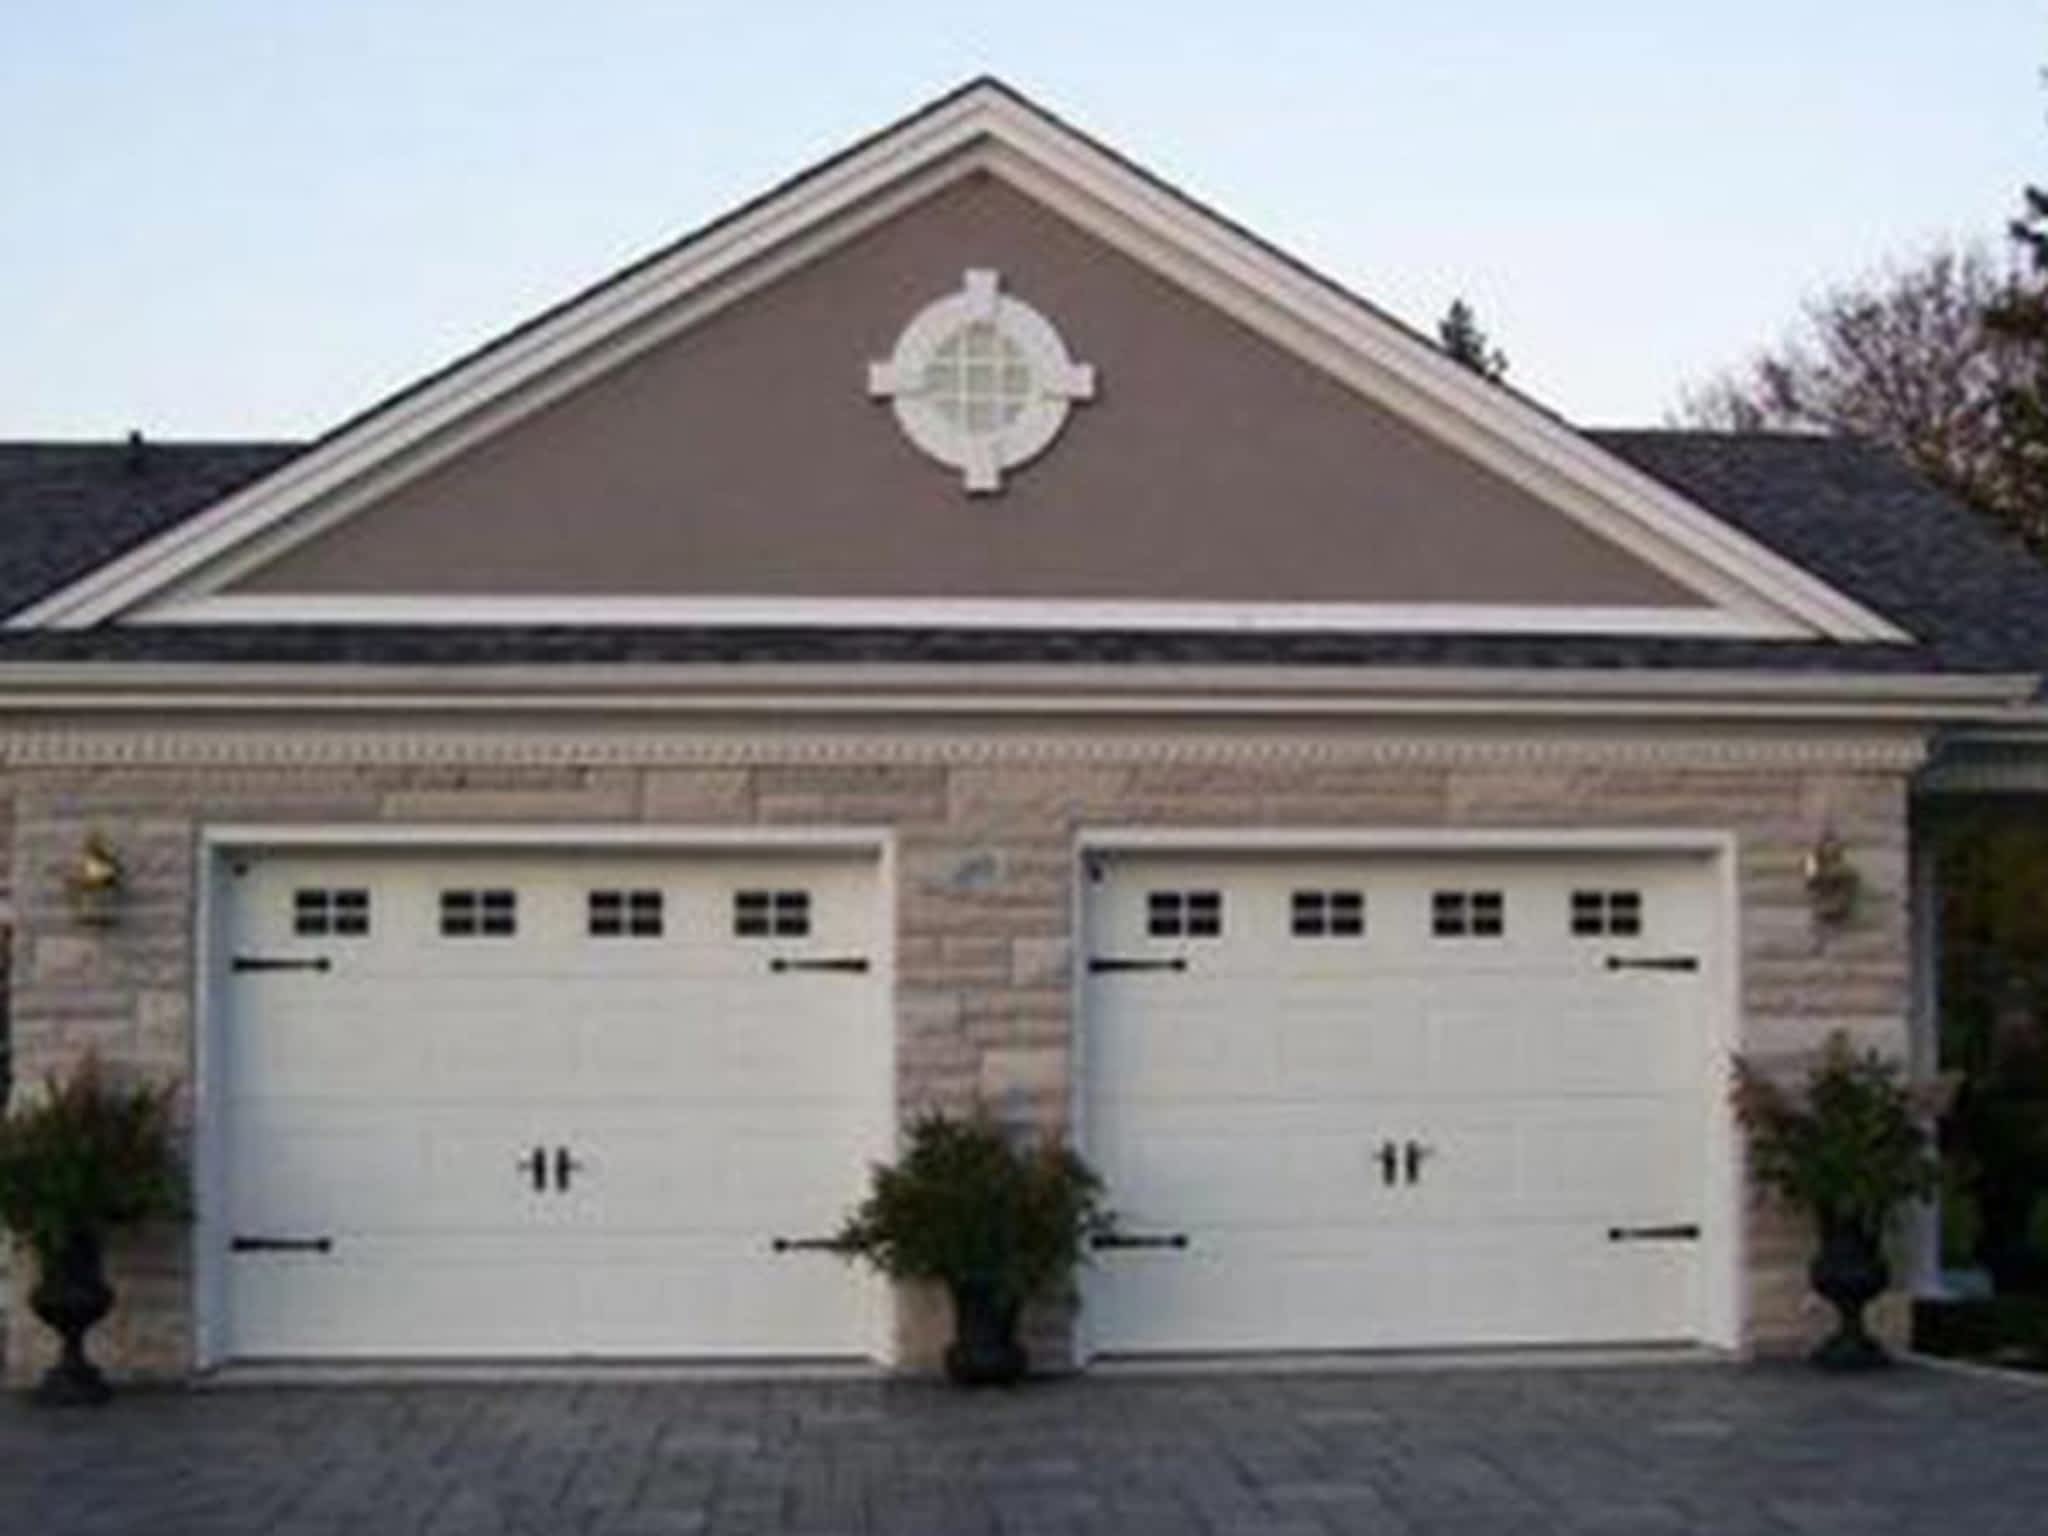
top-left (2, 1363), bottom-right (2045, 1535)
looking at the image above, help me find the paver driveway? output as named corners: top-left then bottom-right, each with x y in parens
top-left (3, 1361), bottom-right (2046, 1535)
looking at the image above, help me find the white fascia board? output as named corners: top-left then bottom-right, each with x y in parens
top-left (13, 81), bottom-right (1904, 645)
top-left (145, 594), bottom-right (1781, 638)
top-left (7, 92), bottom-right (999, 632)
top-left (0, 661), bottom-right (2029, 723)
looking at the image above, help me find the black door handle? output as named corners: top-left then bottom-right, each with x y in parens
top-left (1404, 1140), bottom-right (1432, 1185)
top-left (518, 1146), bottom-right (546, 1192)
top-left (552, 1146), bottom-right (584, 1193)
top-left (1376, 1141), bottom-right (1400, 1187)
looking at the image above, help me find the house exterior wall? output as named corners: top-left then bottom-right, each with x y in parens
top-left (0, 721), bottom-right (1919, 1381)
top-left (226, 175), bottom-right (1702, 612)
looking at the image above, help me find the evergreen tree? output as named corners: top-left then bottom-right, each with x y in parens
top-left (1436, 298), bottom-right (1508, 382)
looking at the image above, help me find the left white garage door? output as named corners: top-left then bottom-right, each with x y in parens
top-left (213, 848), bottom-right (888, 1361)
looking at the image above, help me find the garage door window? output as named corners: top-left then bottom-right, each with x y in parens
top-left (293, 888), bottom-right (370, 937)
top-left (589, 889), bottom-right (664, 938)
top-left (441, 888), bottom-right (517, 938)
top-left (1432, 889), bottom-right (1504, 938)
top-left (1570, 889), bottom-right (1643, 937)
top-left (1148, 890), bottom-right (1223, 938)
top-left (1291, 889), bottom-right (1364, 937)
top-left (734, 890), bottom-right (810, 937)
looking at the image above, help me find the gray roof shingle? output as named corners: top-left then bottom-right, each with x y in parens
top-left (0, 430), bottom-right (2043, 675)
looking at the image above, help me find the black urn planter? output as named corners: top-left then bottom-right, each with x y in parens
top-left (29, 1230), bottom-right (116, 1406)
top-left (944, 1279), bottom-right (1027, 1386)
top-left (1808, 1217), bottom-right (1890, 1371)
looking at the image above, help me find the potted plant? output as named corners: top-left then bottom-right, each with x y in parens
top-left (0, 1054), bottom-right (185, 1404)
top-left (835, 1112), bottom-right (1106, 1385)
top-left (1732, 1032), bottom-right (1947, 1370)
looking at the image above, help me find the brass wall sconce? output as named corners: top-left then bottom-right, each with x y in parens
top-left (1802, 831), bottom-right (1862, 928)
top-left (65, 832), bottom-right (125, 927)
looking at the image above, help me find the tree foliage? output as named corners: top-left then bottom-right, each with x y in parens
top-left (1436, 298), bottom-right (1508, 381)
top-left (1675, 244), bottom-right (2048, 553)
top-left (1984, 186), bottom-right (2048, 551)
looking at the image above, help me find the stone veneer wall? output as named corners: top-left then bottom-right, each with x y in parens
top-left (0, 737), bottom-right (1918, 1382)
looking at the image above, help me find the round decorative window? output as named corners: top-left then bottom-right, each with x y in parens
top-left (867, 269), bottom-right (1096, 493)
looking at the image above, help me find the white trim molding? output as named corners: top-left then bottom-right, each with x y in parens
top-left (8, 80), bottom-right (1907, 646)
top-left (141, 595), bottom-right (1773, 636)
top-left (0, 658), bottom-right (2025, 720)
top-left (867, 267), bottom-right (1095, 492)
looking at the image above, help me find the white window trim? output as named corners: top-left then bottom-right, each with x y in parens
top-left (867, 268), bottom-right (1095, 492)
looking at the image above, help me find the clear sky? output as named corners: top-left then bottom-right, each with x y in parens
top-left (2, 2), bottom-right (2040, 439)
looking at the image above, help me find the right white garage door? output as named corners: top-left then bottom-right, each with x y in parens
top-left (1081, 849), bottom-right (1717, 1356)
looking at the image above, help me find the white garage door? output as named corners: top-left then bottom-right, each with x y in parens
top-left (213, 847), bottom-right (888, 1361)
top-left (1082, 849), bottom-right (1716, 1356)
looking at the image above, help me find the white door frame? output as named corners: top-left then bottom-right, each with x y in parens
top-left (190, 822), bottom-right (897, 1371)
top-left (1067, 825), bottom-right (1745, 1364)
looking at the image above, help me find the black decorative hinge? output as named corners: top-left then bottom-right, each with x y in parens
top-left (1091, 1231), bottom-right (1190, 1251)
top-left (1605, 955), bottom-right (1700, 973)
top-left (769, 957), bottom-right (870, 974)
top-left (1607, 1223), bottom-right (1701, 1243)
top-left (1087, 957), bottom-right (1188, 975)
top-left (230, 1235), bottom-right (334, 1254)
top-left (770, 1235), bottom-right (855, 1254)
top-left (232, 956), bottom-right (332, 975)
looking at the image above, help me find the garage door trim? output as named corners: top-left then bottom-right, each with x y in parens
top-left (191, 822), bottom-right (896, 1372)
top-left (1069, 825), bottom-right (1743, 1362)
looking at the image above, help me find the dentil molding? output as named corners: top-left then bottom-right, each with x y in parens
top-left (0, 724), bottom-right (1929, 772)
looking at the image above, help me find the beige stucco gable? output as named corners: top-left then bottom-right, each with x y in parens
top-left (225, 175), bottom-right (1702, 612)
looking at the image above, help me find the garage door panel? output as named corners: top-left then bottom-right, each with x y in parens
top-left (579, 1246), bottom-right (868, 1356)
top-left (218, 848), bottom-right (887, 1361)
top-left (1101, 1128), bottom-right (1390, 1227)
top-left (1277, 993), bottom-right (1432, 1083)
top-left (1084, 850), bottom-right (1714, 1356)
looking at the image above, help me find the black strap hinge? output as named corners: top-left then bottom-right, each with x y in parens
top-left (230, 1235), bottom-right (334, 1254)
top-left (232, 956), bottom-right (332, 975)
top-left (1605, 956), bottom-right (1699, 973)
top-left (769, 957), bottom-right (869, 974)
top-left (1607, 1223), bottom-right (1701, 1242)
top-left (770, 1235), bottom-right (854, 1254)
top-left (1091, 1231), bottom-right (1190, 1251)
top-left (1088, 957), bottom-right (1188, 975)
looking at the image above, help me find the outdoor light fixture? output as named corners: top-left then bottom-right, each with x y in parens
top-left (1802, 830), bottom-right (1862, 928)
top-left (65, 831), bottom-right (125, 927)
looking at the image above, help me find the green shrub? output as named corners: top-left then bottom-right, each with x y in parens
top-left (0, 1054), bottom-right (185, 1262)
top-left (1732, 1031), bottom-right (1945, 1234)
top-left (835, 1113), bottom-right (1106, 1307)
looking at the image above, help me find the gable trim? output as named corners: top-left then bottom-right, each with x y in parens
top-left (8, 79), bottom-right (1909, 645)
top-left (138, 594), bottom-right (1763, 637)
